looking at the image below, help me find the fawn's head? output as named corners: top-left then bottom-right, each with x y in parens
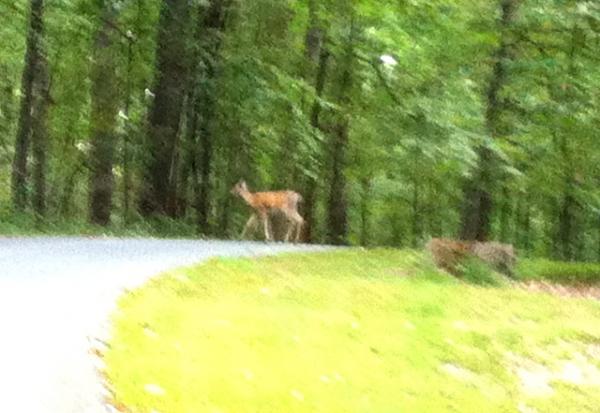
top-left (230, 179), bottom-right (248, 196)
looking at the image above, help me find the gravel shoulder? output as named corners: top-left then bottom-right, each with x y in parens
top-left (0, 237), bottom-right (323, 413)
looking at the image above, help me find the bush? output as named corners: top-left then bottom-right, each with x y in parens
top-left (516, 259), bottom-right (600, 285)
top-left (426, 238), bottom-right (516, 277)
top-left (459, 257), bottom-right (506, 286)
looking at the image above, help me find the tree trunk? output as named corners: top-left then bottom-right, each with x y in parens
top-left (557, 133), bottom-right (578, 261)
top-left (122, 38), bottom-right (134, 224)
top-left (0, 66), bottom-right (16, 152)
top-left (303, 45), bottom-right (330, 243)
top-left (327, 117), bottom-right (350, 245)
top-left (89, 4), bottom-right (121, 226)
top-left (522, 196), bottom-right (531, 251)
top-left (558, 190), bottom-right (576, 261)
top-left (597, 212), bottom-right (600, 262)
top-left (326, 23), bottom-right (355, 245)
top-left (411, 140), bottom-right (422, 248)
top-left (411, 175), bottom-right (422, 248)
top-left (499, 186), bottom-right (512, 243)
top-left (185, 0), bottom-right (229, 234)
top-left (139, 0), bottom-right (191, 217)
top-left (555, 27), bottom-right (585, 261)
top-left (12, 0), bottom-right (45, 211)
top-left (31, 55), bottom-right (50, 217)
top-left (460, 145), bottom-right (494, 241)
top-left (59, 160), bottom-right (84, 217)
top-left (359, 176), bottom-right (372, 246)
top-left (459, 0), bottom-right (518, 241)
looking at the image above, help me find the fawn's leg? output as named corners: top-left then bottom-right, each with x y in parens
top-left (293, 213), bottom-right (304, 243)
top-left (285, 211), bottom-right (304, 243)
top-left (241, 214), bottom-right (258, 239)
top-left (284, 216), bottom-right (294, 242)
top-left (259, 211), bottom-right (273, 241)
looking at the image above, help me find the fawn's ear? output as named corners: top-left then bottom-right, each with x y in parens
top-left (240, 180), bottom-right (247, 190)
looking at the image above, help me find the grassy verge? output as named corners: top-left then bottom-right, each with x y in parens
top-left (105, 249), bottom-right (600, 413)
top-left (516, 259), bottom-right (600, 285)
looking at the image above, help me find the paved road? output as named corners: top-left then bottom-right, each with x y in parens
top-left (0, 237), bottom-right (322, 413)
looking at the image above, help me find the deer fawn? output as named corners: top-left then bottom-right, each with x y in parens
top-left (231, 180), bottom-right (304, 242)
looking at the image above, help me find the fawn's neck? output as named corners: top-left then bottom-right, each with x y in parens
top-left (239, 190), bottom-right (256, 207)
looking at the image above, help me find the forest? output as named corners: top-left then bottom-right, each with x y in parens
top-left (0, 0), bottom-right (599, 260)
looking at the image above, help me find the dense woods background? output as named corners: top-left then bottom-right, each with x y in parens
top-left (0, 0), bottom-right (599, 260)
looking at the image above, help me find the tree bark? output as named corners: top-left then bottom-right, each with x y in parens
top-left (122, 37), bottom-right (134, 224)
top-left (558, 191), bottom-right (576, 261)
top-left (303, 45), bottom-right (330, 242)
top-left (0, 66), bottom-right (16, 153)
top-left (327, 120), bottom-right (350, 245)
top-left (12, 0), bottom-right (45, 211)
top-left (459, 0), bottom-right (519, 241)
top-left (411, 139), bottom-right (423, 247)
top-left (597, 212), bottom-right (600, 262)
top-left (31, 55), bottom-right (50, 217)
top-left (89, 4), bottom-right (121, 226)
top-left (556, 132), bottom-right (578, 261)
top-left (499, 186), bottom-right (512, 243)
top-left (139, 0), bottom-right (191, 217)
top-left (522, 195), bottom-right (531, 251)
top-left (359, 176), bottom-right (372, 246)
top-left (555, 26), bottom-right (587, 261)
top-left (184, 0), bottom-right (229, 234)
top-left (326, 22), bottom-right (356, 245)
top-left (327, 118), bottom-right (351, 245)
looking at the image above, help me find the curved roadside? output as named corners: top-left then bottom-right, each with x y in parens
top-left (0, 237), bottom-right (324, 413)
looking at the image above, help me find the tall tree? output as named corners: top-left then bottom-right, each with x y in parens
top-left (30, 53), bottom-right (50, 217)
top-left (139, 0), bottom-right (191, 217)
top-left (326, 19), bottom-right (357, 245)
top-left (459, 0), bottom-right (520, 241)
top-left (302, 0), bottom-right (330, 242)
top-left (88, 2), bottom-right (121, 226)
top-left (189, 0), bottom-right (230, 234)
top-left (303, 44), bottom-right (330, 242)
top-left (555, 25), bottom-right (586, 261)
top-left (11, 0), bottom-right (46, 211)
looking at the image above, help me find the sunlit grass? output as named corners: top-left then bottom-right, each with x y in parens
top-left (105, 249), bottom-right (600, 413)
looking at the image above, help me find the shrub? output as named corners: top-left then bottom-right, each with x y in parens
top-left (459, 257), bottom-right (506, 286)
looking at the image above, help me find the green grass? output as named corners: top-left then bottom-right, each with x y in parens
top-left (105, 249), bottom-right (600, 413)
top-left (516, 259), bottom-right (600, 285)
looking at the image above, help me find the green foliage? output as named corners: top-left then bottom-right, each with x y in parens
top-left (0, 204), bottom-right (197, 238)
top-left (1, 0), bottom-right (600, 257)
top-left (516, 259), bottom-right (600, 285)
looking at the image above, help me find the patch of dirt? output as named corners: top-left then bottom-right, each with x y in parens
top-left (439, 363), bottom-right (478, 382)
top-left (451, 320), bottom-right (470, 331)
top-left (516, 280), bottom-right (600, 300)
top-left (586, 344), bottom-right (600, 361)
top-left (517, 402), bottom-right (538, 413)
top-left (507, 351), bottom-right (600, 397)
top-left (507, 354), bottom-right (554, 397)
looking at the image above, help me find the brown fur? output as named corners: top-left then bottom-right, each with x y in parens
top-left (471, 241), bottom-right (516, 276)
top-left (426, 238), bottom-right (474, 275)
top-left (426, 238), bottom-right (516, 276)
top-left (231, 180), bottom-right (304, 242)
